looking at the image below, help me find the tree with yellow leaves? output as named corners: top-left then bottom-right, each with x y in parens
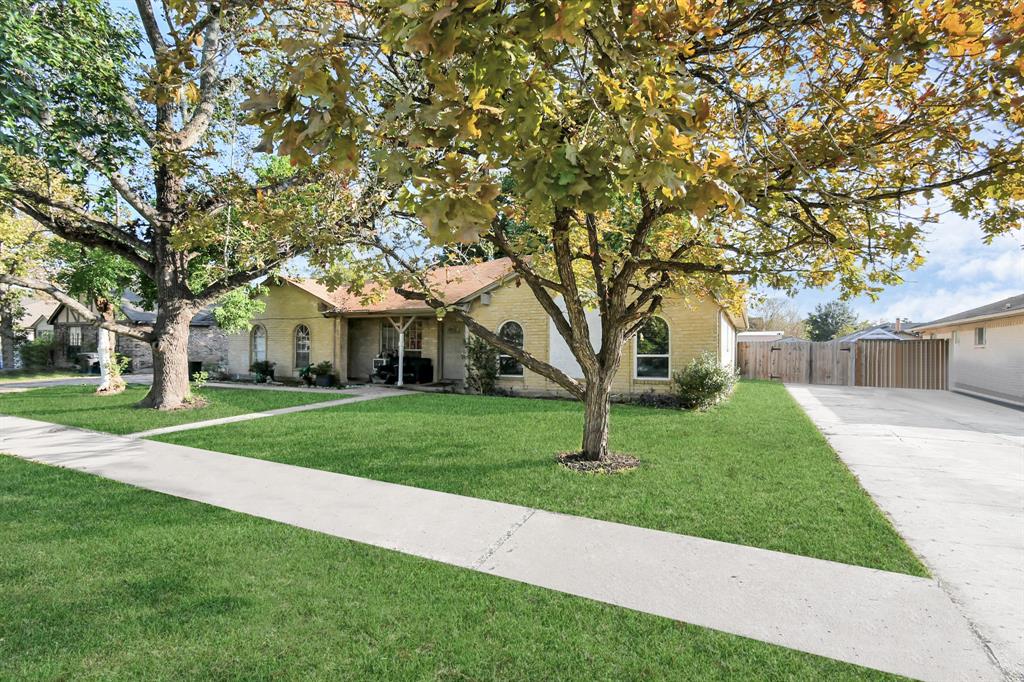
top-left (258, 0), bottom-right (1022, 460)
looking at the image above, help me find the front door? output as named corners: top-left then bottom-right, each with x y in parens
top-left (441, 320), bottom-right (466, 381)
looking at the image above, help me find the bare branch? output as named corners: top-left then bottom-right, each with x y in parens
top-left (10, 197), bottom-right (155, 278)
top-left (75, 145), bottom-right (162, 226)
top-left (135, 0), bottom-right (168, 57)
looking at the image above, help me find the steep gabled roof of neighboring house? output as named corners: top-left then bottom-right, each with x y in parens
top-left (835, 323), bottom-right (920, 342)
top-left (47, 292), bottom-right (218, 327)
top-left (912, 293), bottom-right (1024, 331)
top-left (18, 296), bottom-right (58, 330)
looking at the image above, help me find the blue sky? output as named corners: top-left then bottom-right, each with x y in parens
top-left (775, 213), bottom-right (1023, 324)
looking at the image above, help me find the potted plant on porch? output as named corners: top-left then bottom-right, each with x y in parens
top-left (312, 360), bottom-right (336, 387)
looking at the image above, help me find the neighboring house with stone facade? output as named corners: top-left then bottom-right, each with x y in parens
top-left (912, 293), bottom-right (1024, 408)
top-left (47, 293), bottom-right (228, 373)
top-left (226, 259), bottom-right (743, 396)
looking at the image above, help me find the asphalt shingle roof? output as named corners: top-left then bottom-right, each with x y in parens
top-left (913, 293), bottom-right (1024, 329)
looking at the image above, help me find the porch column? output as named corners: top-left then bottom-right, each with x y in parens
top-left (387, 316), bottom-right (415, 387)
top-left (397, 325), bottom-right (405, 387)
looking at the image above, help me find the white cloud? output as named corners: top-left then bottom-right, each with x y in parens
top-left (937, 250), bottom-right (1024, 283)
top-left (855, 284), bottom-right (1023, 323)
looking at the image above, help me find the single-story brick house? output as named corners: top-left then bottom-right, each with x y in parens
top-left (912, 293), bottom-right (1024, 408)
top-left (227, 259), bottom-right (744, 396)
top-left (47, 293), bottom-right (228, 373)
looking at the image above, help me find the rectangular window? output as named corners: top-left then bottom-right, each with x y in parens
top-left (974, 327), bottom-right (986, 346)
top-left (635, 317), bottom-right (670, 379)
top-left (381, 320), bottom-right (423, 357)
top-left (68, 326), bottom-right (82, 347)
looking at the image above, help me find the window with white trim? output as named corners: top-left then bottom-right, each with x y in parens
top-left (250, 324), bottom-right (267, 363)
top-left (498, 321), bottom-right (524, 376)
top-left (974, 327), bottom-right (986, 346)
top-left (68, 325), bottom-right (82, 347)
top-left (381, 320), bottom-right (423, 357)
top-left (635, 316), bottom-right (670, 379)
top-left (294, 325), bottom-right (311, 367)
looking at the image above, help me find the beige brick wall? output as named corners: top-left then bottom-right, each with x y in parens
top-left (923, 314), bottom-right (1024, 406)
top-left (227, 277), bottom-right (734, 391)
top-left (226, 281), bottom-right (341, 379)
top-left (466, 281), bottom-right (725, 396)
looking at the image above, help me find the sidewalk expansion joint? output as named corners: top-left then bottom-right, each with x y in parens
top-left (472, 509), bottom-right (537, 570)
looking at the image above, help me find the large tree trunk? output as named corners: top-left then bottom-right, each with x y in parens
top-left (580, 381), bottom-right (613, 461)
top-left (138, 305), bottom-right (193, 409)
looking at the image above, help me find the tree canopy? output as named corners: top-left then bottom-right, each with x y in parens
top-left (0, 0), bottom-right (364, 407)
top-left (248, 0), bottom-right (1022, 459)
top-left (805, 300), bottom-right (861, 341)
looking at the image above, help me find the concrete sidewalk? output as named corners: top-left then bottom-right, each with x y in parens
top-left (0, 415), bottom-right (1001, 681)
top-left (127, 386), bottom-right (403, 438)
top-left (788, 385), bottom-right (1024, 681)
top-left (0, 374), bottom-right (153, 391)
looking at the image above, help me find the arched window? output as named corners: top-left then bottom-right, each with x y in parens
top-left (498, 321), bottom-right (524, 376)
top-left (635, 316), bottom-right (670, 379)
top-left (294, 325), bottom-right (311, 368)
top-left (250, 324), bottom-right (267, 364)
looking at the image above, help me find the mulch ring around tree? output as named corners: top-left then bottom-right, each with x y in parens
top-left (557, 451), bottom-right (640, 474)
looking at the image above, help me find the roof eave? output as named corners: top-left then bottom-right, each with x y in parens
top-left (912, 308), bottom-right (1024, 331)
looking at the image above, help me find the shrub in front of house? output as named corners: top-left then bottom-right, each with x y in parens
top-left (19, 334), bottom-right (55, 369)
top-left (465, 334), bottom-right (500, 395)
top-left (250, 360), bottom-right (275, 383)
top-left (671, 352), bottom-right (738, 410)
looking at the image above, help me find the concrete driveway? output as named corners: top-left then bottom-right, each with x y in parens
top-left (788, 385), bottom-right (1024, 680)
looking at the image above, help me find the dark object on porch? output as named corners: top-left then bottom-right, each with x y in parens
top-left (77, 353), bottom-right (101, 375)
top-left (374, 355), bottom-right (433, 385)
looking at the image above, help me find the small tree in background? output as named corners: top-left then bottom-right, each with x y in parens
top-left (805, 301), bottom-right (861, 342)
top-left (750, 298), bottom-right (806, 339)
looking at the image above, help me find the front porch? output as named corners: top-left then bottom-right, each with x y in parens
top-left (343, 314), bottom-right (467, 386)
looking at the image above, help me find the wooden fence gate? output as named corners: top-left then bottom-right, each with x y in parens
top-left (737, 339), bottom-right (948, 389)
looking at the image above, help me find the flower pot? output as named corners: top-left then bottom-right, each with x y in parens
top-left (314, 374), bottom-right (335, 387)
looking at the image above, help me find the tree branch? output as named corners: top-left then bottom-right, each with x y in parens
top-left (75, 144), bottom-right (162, 226)
top-left (10, 197), bottom-right (155, 278)
top-left (0, 273), bottom-right (153, 342)
top-left (395, 287), bottom-right (585, 399)
top-left (193, 258), bottom-right (288, 307)
top-left (173, 16), bottom-right (228, 151)
top-left (135, 0), bottom-right (169, 57)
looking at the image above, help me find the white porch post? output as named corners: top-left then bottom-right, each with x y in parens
top-left (387, 316), bottom-right (415, 387)
top-left (397, 325), bottom-right (405, 386)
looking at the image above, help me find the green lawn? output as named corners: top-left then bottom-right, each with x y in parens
top-left (0, 456), bottom-right (903, 681)
top-left (157, 381), bottom-right (926, 576)
top-left (0, 368), bottom-right (83, 384)
top-left (0, 384), bottom-right (347, 435)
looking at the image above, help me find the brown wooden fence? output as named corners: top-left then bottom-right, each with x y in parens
top-left (737, 339), bottom-right (948, 389)
top-left (855, 339), bottom-right (949, 389)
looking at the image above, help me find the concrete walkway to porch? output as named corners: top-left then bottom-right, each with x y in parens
top-left (127, 385), bottom-right (404, 438)
top-left (0, 414), bottom-right (1000, 682)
